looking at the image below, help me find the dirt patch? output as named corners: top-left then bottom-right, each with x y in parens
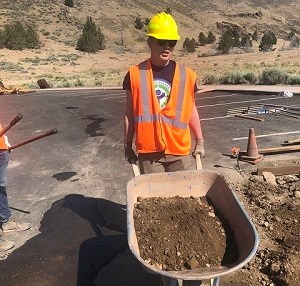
top-left (133, 165), bottom-right (300, 286)
top-left (134, 196), bottom-right (238, 271)
top-left (225, 174), bottom-right (300, 286)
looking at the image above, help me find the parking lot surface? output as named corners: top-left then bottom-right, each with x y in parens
top-left (0, 88), bottom-right (299, 285)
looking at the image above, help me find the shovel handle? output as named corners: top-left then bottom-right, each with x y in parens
top-left (9, 128), bottom-right (58, 150)
top-left (196, 154), bottom-right (203, 170)
top-left (0, 113), bottom-right (23, 137)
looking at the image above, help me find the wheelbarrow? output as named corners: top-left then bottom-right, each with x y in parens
top-left (126, 155), bottom-right (259, 286)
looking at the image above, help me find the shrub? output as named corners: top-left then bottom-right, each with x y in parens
top-left (220, 72), bottom-right (247, 84)
top-left (64, 0), bottom-right (74, 8)
top-left (76, 16), bottom-right (105, 53)
top-left (259, 68), bottom-right (288, 85)
top-left (243, 72), bottom-right (257, 84)
top-left (285, 75), bottom-right (300, 85)
top-left (134, 17), bottom-right (144, 30)
top-left (0, 21), bottom-right (40, 50)
top-left (202, 74), bottom-right (219, 85)
top-left (290, 35), bottom-right (300, 48)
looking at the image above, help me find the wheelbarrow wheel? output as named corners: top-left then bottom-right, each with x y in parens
top-left (162, 277), bottom-right (220, 286)
top-left (183, 279), bottom-right (219, 286)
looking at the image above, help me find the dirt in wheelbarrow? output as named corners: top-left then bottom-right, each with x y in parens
top-left (134, 196), bottom-right (239, 271)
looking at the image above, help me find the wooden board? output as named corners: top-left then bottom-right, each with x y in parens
top-left (257, 164), bottom-right (300, 176)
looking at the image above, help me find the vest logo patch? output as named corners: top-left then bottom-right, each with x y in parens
top-left (154, 79), bottom-right (171, 109)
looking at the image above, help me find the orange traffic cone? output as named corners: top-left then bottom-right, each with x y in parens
top-left (240, 128), bottom-right (263, 164)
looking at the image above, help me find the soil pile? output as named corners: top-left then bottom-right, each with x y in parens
top-left (223, 173), bottom-right (300, 286)
top-left (133, 196), bottom-right (238, 271)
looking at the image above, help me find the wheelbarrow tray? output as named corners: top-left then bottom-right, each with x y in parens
top-left (126, 169), bottom-right (259, 281)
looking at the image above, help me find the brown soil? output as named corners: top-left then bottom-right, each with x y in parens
top-left (134, 196), bottom-right (238, 271)
top-left (223, 174), bottom-right (300, 286)
top-left (133, 168), bottom-right (300, 286)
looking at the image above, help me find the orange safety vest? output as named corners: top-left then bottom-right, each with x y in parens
top-left (0, 124), bottom-right (9, 150)
top-left (129, 59), bottom-right (196, 155)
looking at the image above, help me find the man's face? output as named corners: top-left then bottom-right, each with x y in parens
top-left (148, 37), bottom-right (177, 65)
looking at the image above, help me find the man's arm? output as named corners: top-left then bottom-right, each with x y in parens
top-left (124, 90), bottom-right (137, 162)
top-left (189, 104), bottom-right (203, 140)
top-left (189, 103), bottom-right (204, 157)
top-left (124, 90), bottom-right (135, 143)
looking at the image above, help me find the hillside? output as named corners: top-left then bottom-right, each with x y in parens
top-left (0, 0), bottom-right (300, 87)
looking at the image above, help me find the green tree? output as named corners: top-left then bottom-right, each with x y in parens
top-left (0, 21), bottom-right (40, 50)
top-left (76, 16), bottom-right (105, 53)
top-left (198, 32), bottom-right (207, 46)
top-left (206, 31), bottom-right (216, 44)
top-left (240, 33), bottom-right (252, 48)
top-left (252, 29), bottom-right (258, 41)
top-left (217, 30), bottom-right (234, 54)
top-left (64, 0), bottom-right (74, 8)
top-left (183, 37), bottom-right (196, 53)
top-left (134, 17), bottom-right (144, 30)
top-left (231, 29), bottom-right (240, 47)
top-left (259, 31), bottom-right (277, 52)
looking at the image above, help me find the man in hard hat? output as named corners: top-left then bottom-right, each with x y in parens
top-left (123, 12), bottom-right (204, 173)
top-left (0, 125), bottom-right (31, 251)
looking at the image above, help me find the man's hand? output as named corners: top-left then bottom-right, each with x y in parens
top-left (193, 138), bottom-right (204, 158)
top-left (4, 135), bottom-right (11, 148)
top-left (124, 142), bottom-right (137, 163)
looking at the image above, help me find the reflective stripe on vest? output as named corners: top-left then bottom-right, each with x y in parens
top-left (135, 61), bottom-right (188, 129)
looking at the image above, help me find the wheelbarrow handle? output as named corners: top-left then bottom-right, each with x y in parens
top-left (130, 158), bottom-right (140, 177)
top-left (196, 153), bottom-right (203, 170)
top-left (0, 113), bottom-right (23, 137)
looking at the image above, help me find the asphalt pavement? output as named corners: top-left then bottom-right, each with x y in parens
top-left (0, 87), bottom-right (299, 286)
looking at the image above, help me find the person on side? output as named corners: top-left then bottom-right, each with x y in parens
top-left (0, 124), bottom-right (31, 252)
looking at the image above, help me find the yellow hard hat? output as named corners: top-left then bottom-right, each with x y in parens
top-left (146, 12), bottom-right (180, 40)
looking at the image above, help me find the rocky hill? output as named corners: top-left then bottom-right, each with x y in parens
top-left (0, 0), bottom-right (299, 49)
top-left (0, 0), bottom-right (299, 87)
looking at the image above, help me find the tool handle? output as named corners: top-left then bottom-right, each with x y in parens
top-left (9, 128), bottom-right (58, 150)
top-left (130, 158), bottom-right (140, 177)
top-left (196, 154), bottom-right (203, 170)
top-left (0, 113), bottom-right (23, 137)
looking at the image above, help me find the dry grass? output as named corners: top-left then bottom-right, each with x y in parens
top-left (0, 0), bottom-right (299, 88)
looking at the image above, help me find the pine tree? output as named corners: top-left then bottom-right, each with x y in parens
top-left (198, 32), bottom-right (207, 46)
top-left (76, 16), bottom-right (105, 53)
top-left (206, 31), bottom-right (216, 44)
top-left (240, 34), bottom-right (252, 48)
top-left (259, 31), bottom-right (277, 52)
top-left (252, 29), bottom-right (258, 41)
top-left (218, 30), bottom-right (234, 54)
top-left (183, 37), bottom-right (196, 53)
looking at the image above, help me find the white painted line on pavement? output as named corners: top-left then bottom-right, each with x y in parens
top-left (200, 115), bottom-right (233, 121)
top-left (197, 97), bottom-right (281, 108)
top-left (196, 94), bottom-right (235, 100)
top-left (233, 131), bottom-right (300, 141)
